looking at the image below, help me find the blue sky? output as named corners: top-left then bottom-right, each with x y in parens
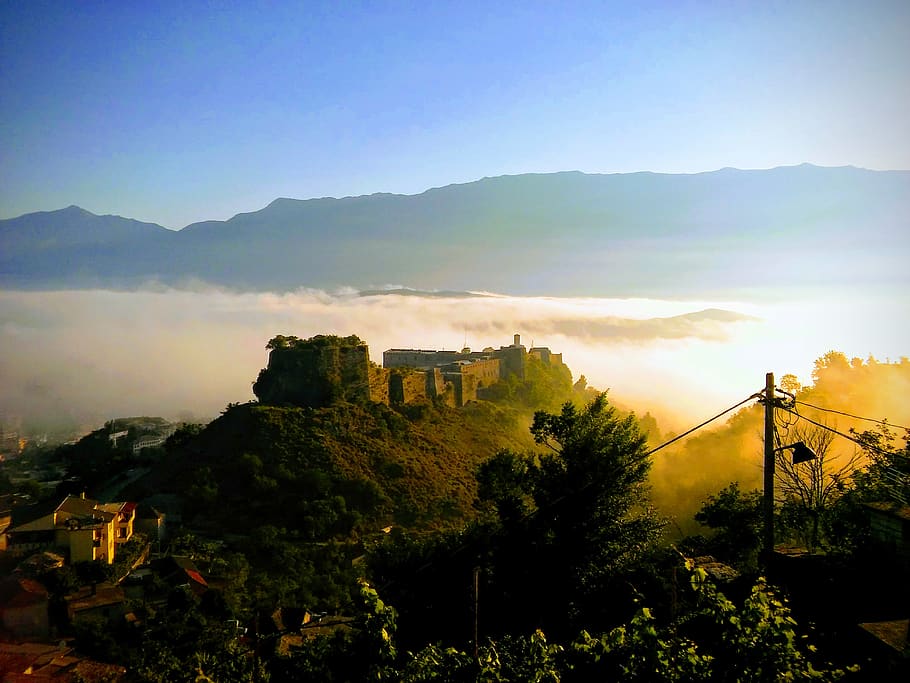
top-left (2, 0), bottom-right (908, 228)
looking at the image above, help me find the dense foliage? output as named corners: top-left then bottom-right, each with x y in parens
top-left (7, 348), bottom-right (908, 680)
top-left (266, 334), bottom-right (365, 350)
top-left (141, 400), bottom-right (535, 535)
top-left (279, 565), bottom-right (851, 682)
top-left (651, 352), bottom-right (910, 537)
top-left (368, 395), bottom-right (663, 647)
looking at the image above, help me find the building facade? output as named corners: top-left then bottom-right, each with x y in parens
top-left (3, 495), bottom-right (134, 564)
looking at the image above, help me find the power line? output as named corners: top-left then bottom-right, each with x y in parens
top-left (520, 392), bottom-right (766, 526)
top-left (373, 390), bottom-right (765, 599)
top-left (366, 390), bottom-right (904, 614)
top-left (782, 407), bottom-right (909, 460)
top-left (645, 392), bottom-right (763, 456)
top-left (484, 394), bottom-right (768, 530)
top-left (793, 399), bottom-right (909, 432)
top-left (774, 404), bottom-right (798, 431)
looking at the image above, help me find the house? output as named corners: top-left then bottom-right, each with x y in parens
top-left (131, 435), bottom-right (167, 454)
top-left (3, 495), bottom-right (135, 564)
top-left (133, 503), bottom-right (165, 542)
top-left (270, 609), bottom-right (354, 656)
top-left (0, 576), bottom-right (50, 640)
top-left (151, 555), bottom-right (208, 596)
top-left (0, 493), bottom-right (32, 552)
top-left (99, 502), bottom-right (136, 545)
top-left (138, 493), bottom-right (182, 530)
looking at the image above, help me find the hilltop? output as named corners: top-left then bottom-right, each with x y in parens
top-left (119, 333), bottom-right (582, 534)
top-left (130, 400), bottom-right (538, 533)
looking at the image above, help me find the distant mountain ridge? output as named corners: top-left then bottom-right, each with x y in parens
top-left (2, 165), bottom-right (907, 296)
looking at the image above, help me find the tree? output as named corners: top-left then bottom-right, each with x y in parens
top-left (811, 351), bottom-right (851, 384)
top-left (477, 393), bottom-right (663, 633)
top-left (694, 482), bottom-right (762, 568)
top-left (527, 393), bottom-right (662, 574)
top-left (295, 569), bottom-right (852, 682)
top-left (774, 424), bottom-right (862, 552)
top-left (851, 422), bottom-right (910, 504)
top-left (277, 579), bottom-right (397, 682)
top-left (475, 449), bottom-right (532, 523)
top-left (74, 560), bottom-right (115, 592)
top-left (780, 373), bottom-right (802, 396)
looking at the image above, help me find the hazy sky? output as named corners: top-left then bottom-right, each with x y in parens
top-left (2, 0), bottom-right (908, 228)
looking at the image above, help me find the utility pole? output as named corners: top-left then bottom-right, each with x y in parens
top-left (472, 566), bottom-right (480, 662)
top-left (762, 372), bottom-right (775, 563)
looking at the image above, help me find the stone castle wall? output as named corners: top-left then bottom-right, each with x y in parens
top-left (461, 358), bottom-right (500, 386)
top-left (383, 349), bottom-right (461, 369)
top-left (254, 343), bottom-right (370, 408)
top-left (389, 371), bottom-right (429, 405)
top-left (495, 346), bottom-right (526, 379)
top-left (368, 365), bottom-right (390, 404)
top-left (444, 372), bottom-right (478, 406)
top-left (425, 368), bottom-right (446, 398)
top-left (256, 334), bottom-right (562, 410)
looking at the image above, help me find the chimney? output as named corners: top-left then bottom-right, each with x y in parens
top-left (513, 334), bottom-right (520, 347)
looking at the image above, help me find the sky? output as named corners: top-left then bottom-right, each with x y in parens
top-left (2, 0), bottom-right (908, 229)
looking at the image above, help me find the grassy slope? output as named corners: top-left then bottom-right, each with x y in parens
top-left (131, 399), bottom-right (538, 535)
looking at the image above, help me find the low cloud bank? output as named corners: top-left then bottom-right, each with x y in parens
top-left (0, 286), bottom-right (903, 433)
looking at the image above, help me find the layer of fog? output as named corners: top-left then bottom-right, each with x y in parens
top-left (0, 287), bottom-right (905, 435)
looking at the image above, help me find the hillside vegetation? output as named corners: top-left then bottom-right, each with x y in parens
top-left (5, 343), bottom-right (908, 681)
top-left (136, 399), bottom-right (538, 533)
top-left (651, 352), bottom-right (910, 538)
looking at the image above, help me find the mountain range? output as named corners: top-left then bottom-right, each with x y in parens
top-left (2, 164), bottom-right (907, 296)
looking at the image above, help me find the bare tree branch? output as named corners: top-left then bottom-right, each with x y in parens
top-left (773, 421), bottom-right (863, 551)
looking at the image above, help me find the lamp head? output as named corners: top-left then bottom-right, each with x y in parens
top-left (790, 441), bottom-right (817, 464)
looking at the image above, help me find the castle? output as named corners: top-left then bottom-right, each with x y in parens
top-left (253, 333), bottom-right (564, 408)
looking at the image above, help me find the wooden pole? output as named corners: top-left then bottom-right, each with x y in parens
top-left (473, 566), bottom-right (480, 661)
top-left (763, 372), bottom-right (775, 563)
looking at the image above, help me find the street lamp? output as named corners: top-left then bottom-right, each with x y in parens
top-left (777, 441), bottom-right (818, 465)
top-left (762, 373), bottom-right (818, 563)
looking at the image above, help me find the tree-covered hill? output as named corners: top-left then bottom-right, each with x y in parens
top-left (127, 399), bottom-right (539, 536)
top-left (8, 348), bottom-right (903, 680)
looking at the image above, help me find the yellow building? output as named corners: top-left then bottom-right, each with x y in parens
top-left (101, 501), bottom-right (137, 545)
top-left (3, 494), bottom-right (134, 564)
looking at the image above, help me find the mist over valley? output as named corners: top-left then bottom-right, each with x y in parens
top-left (1, 284), bottom-right (903, 437)
top-left (2, 165), bottom-right (906, 496)
top-left (2, 165), bottom-right (907, 436)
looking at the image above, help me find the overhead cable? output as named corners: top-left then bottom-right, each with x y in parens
top-left (793, 399), bottom-right (909, 432)
top-left (382, 390), bottom-right (765, 592)
top-left (783, 407), bottom-right (908, 460)
top-left (645, 392), bottom-right (763, 456)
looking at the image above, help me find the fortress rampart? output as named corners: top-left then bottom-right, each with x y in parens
top-left (255, 333), bottom-right (563, 409)
top-left (253, 335), bottom-right (371, 408)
